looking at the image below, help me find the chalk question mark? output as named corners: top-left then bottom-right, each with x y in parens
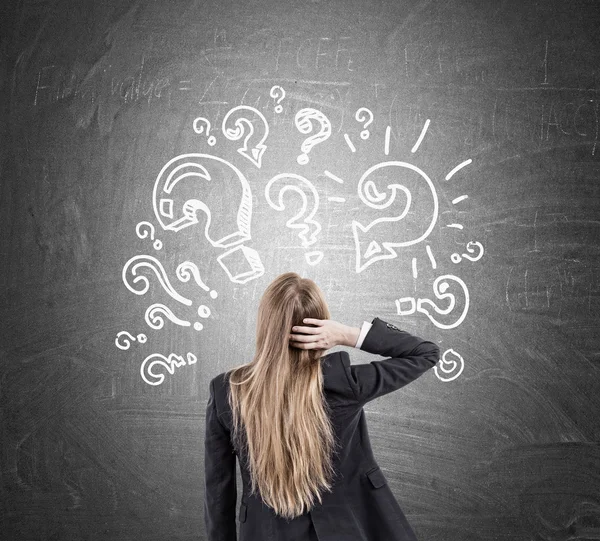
top-left (222, 106), bottom-right (269, 168)
top-left (176, 261), bottom-right (218, 299)
top-left (295, 108), bottom-right (332, 165)
top-left (193, 117), bottom-right (216, 146)
top-left (451, 241), bottom-right (484, 264)
top-left (355, 107), bottom-right (374, 140)
top-left (145, 303), bottom-right (192, 330)
top-left (136, 221), bottom-right (162, 250)
top-left (434, 349), bottom-right (465, 382)
top-left (395, 274), bottom-right (470, 330)
top-left (270, 85), bottom-right (286, 113)
top-left (115, 331), bottom-right (147, 350)
top-left (122, 255), bottom-right (191, 306)
top-left (140, 352), bottom-right (197, 386)
top-left (264, 173), bottom-right (324, 266)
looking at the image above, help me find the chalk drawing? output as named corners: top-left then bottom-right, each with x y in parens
top-left (122, 255), bottom-right (191, 306)
top-left (411, 119), bottom-right (430, 153)
top-left (445, 159), bottom-right (472, 180)
top-left (269, 85), bottom-right (286, 113)
top-left (323, 170), bottom-right (344, 184)
top-left (216, 245), bottom-right (265, 284)
top-left (265, 173), bottom-right (322, 249)
top-left (395, 274), bottom-right (469, 330)
top-left (119, 95), bottom-right (485, 383)
top-left (343, 133), bottom-right (356, 152)
top-left (434, 349), bottom-right (465, 382)
top-left (452, 195), bottom-right (469, 205)
top-left (352, 161), bottom-right (438, 273)
top-left (194, 305), bottom-right (212, 331)
top-left (451, 241), bottom-right (484, 264)
top-left (295, 108), bottom-right (332, 164)
top-left (141, 352), bottom-right (197, 386)
top-left (115, 331), bottom-right (147, 350)
top-left (176, 261), bottom-right (218, 299)
top-left (222, 106), bottom-right (269, 168)
top-left (384, 126), bottom-right (391, 155)
top-left (136, 221), bottom-right (162, 250)
top-left (355, 107), bottom-right (374, 140)
top-left (193, 117), bottom-right (216, 146)
top-left (145, 302), bottom-right (191, 330)
top-left (153, 153), bottom-right (252, 248)
top-left (425, 245), bottom-right (437, 269)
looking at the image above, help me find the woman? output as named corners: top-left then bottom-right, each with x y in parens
top-left (204, 272), bottom-right (440, 541)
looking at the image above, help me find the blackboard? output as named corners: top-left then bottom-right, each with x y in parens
top-left (1, 0), bottom-right (599, 539)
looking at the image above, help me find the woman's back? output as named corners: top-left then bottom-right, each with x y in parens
top-left (205, 315), bottom-right (439, 541)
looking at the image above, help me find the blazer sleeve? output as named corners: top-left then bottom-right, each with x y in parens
top-left (343, 317), bottom-right (440, 406)
top-left (204, 377), bottom-right (237, 541)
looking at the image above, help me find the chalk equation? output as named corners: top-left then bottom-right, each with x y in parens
top-left (117, 85), bottom-right (485, 385)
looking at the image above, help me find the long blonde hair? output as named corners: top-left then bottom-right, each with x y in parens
top-left (226, 272), bottom-right (338, 519)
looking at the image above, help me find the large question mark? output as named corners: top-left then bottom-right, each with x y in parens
top-left (355, 107), bottom-right (374, 140)
top-left (153, 153), bottom-right (252, 245)
top-left (395, 274), bottom-right (470, 330)
top-left (264, 173), bottom-right (324, 266)
top-left (451, 241), bottom-right (484, 264)
top-left (352, 161), bottom-right (439, 273)
top-left (294, 108), bottom-right (332, 165)
top-left (269, 85), bottom-right (286, 113)
top-left (221, 106), bottom-right (269, 168)
top-left (193, 117), bottom-right (216, 146)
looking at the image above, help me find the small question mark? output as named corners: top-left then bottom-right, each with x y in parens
top-left (451, 241), bottom-right (484, 264)
top-left (122, 255), bottom-right (192, 306)
top-left (395, 274), bottom-right (470, 330)
top-left (295, 108), bottom-right (332, 165)
top-left (222, 106), bottom-right (269, 168)
top-left (434, 349), bottom-right (465, 382)
top-left (355, 107), bottom-right (374, 139)
top-left (136, 222), bottom-right (162, 250)
top-left (176, 261), bottom-right (218, 299)
top-left (145, 303), bottom-right (191, 330)
top-left (115, 331), bottom-right (147, 350)
top-left (270, 85), bottom-right (286, 113)
top-left (140, 352), bottom-right (197, 386)
top-left (193, 117), bottom-right (216, 146)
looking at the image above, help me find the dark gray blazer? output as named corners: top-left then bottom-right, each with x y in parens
top-left (204, 317), bottom-right (440, 541)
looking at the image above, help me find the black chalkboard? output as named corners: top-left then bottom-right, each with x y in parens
top-left (2, 0), bottom-right (599, 539)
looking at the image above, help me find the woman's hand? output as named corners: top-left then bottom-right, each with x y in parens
top-left (289, 318), bottom-right (359, 351)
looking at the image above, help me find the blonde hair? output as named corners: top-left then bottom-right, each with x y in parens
top-left (226, 272), bottom-right (338, 519)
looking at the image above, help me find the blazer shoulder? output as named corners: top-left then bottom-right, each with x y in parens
top-left (321, 351), bottom-right (360, 406)
top-left (210, 371), bottom-right (233, 395)
top-left (208, 371), bottom-right (233, 411)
